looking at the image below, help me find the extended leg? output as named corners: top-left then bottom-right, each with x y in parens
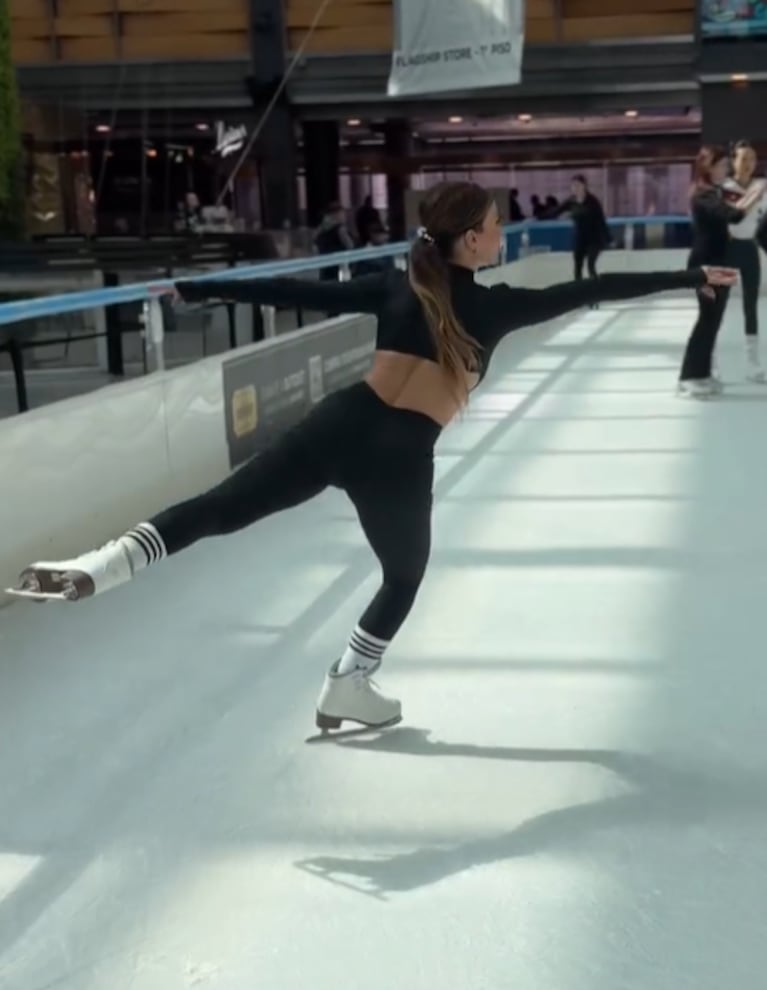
top-left (151, 425), bottom-right (328, 553)
top-left (8, 418), bottom-right (330, 602)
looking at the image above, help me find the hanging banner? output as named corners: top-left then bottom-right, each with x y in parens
top-left (387, 0), bottom-right (525, 97)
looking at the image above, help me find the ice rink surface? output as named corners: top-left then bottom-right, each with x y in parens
top-left (3, 294), bottom-right (767, 990)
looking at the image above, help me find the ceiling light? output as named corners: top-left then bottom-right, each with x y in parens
top-left (518, 114), bottom-right (532, 122)
top-left (95, 124), bottom-right (111, 133)
top-left (448, 115), bottom-right (463, 124)
top-left (625, 109), bottom-right (639, 117)
top-left (731, 73), bottom-right (749, 82)
top-left (347, 118), bottom-right (362, 126)
top-left (195, 123), bottom-right (210, 131)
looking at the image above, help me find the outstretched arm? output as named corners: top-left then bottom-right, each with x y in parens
top-left (175, 269), bottom-right (392, 315)
top-left (485, 267), bottom-right (720, 336)
top-left (694, 187), bottom-right (746, 226)
top-left (550, 197), bottom-right (575, 219)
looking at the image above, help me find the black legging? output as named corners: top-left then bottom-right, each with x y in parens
top-left (679, 284), bottom-right (730, 381)
top-left (727, 238), bottom-right (760, 337)
top-left (574, 240), bottom-right (601, 281)
top-left (150, 382), bottom-right (439, 642)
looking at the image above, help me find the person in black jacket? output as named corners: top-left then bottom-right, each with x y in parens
top-left (351, 223), bottom-right (396, 278)
top-left (554, 175), bottom-right (611, 283)
top-left (7, 182), bottom-right (736, 734)
top-left (678, 145), bottom-right (765, 398)
top-left (314, 202), bottom-right (355, 283)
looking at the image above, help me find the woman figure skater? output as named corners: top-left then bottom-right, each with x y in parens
top-left (722, 140), bottom-right (767, 383)
top-left (7, 182), bottom-right (736, 733)
top-left (679, 145), bottom-right (765, 398)
top-left (553, 174), bottom-right (611, 285)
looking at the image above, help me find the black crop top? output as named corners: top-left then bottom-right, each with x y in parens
top-left (688, 187), bottom-right (745, 267)
top-left (176, 263), bottom-right (707, 384)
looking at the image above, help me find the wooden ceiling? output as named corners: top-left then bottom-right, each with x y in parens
top-left (9, 0), bottom-right (250, 63)
top-left (285, 0), bottom-right (696, 54)
top-left (9, 0), bottom-right (695, 65)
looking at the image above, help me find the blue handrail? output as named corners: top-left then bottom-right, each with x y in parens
top-left (0, 215), bottom-right (692, 328)
top-left (0, 241), bottom-right (412, 328)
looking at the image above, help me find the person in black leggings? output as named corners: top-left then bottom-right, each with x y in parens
top-left (9, 182), bottom-right (735, 733)
top-left (679, 145), bottom-right (765, 398)
top-left (723, 140), bottom-right (767, 382)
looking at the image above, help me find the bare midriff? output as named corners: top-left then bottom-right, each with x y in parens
top-left (363, 350), bottom-right (479, 427)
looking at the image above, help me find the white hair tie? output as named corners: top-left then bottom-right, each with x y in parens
top-left (417, 226), bottom-right (435, 244)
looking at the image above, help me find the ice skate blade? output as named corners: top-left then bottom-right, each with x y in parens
top-left (15, 566), bottom-right (90, 601)
top-left (4, 586), bottom-right (71, 602)
top-left (305, 713), bottom-right (402, 744)
top-left (676, 389), bottom-right (714, 401)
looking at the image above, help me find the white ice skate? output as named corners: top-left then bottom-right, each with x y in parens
top-left (5, 540), bottom-right (135, 603)
top-left (745, 338), bottom-right (767, 383)
top-left (309, 661), bottom-right (402, 741)
top-left (677, 378), bottom-right (716, 400)
top-left (707, 374), bottom-right (724, 395)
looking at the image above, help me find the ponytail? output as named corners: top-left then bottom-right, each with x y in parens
top-left (690, 144), bottom-right (728, 202)
top-left (408, 236), bottom-right (480, 405)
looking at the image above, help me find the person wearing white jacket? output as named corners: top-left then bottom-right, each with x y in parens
top-left (722, 140), bottom-right (767, 382)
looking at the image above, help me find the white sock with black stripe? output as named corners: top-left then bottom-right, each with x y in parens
top-left (120, 522), bottom-right (168, 573)
top-left (337, 625), bottom-right (390, 675)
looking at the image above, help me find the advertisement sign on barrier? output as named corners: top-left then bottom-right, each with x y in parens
top-left (222, 316), bottom-right (376, 469)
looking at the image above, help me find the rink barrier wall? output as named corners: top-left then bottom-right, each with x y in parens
top-left (0, 248), bottom-right (701, 605)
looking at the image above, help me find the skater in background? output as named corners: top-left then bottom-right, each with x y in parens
top-left (352, 223), bottom-right (395, 278)
top-left (678, 145), bottom-right (766, 398)
top-left (553, 174), bottom-right (611, 283)
top-left (722, 140), bottom-right (767, 382)
top-left (355, 195), bottom-right (382, 245)
top-left (7, 182), bottom-right (737, 734)
top-left (508, 188), bottom-right (524, 222)
top-left (314, 201), bottom-right (355, 282)
top-left (313, 201), bottom-right (355, 317)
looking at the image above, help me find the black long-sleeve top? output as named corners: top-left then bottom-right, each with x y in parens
top-left (553, 193), bottom-right (610, 247)
top-left (689, 186), bottom-right (745, 267)
top-left (176, 264), bottom-right (706, 385)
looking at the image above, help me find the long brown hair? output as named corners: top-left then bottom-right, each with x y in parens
top-left (691, 145), bottom-right (728, 198)
top-left (408, 181), bottom-right (493, 404)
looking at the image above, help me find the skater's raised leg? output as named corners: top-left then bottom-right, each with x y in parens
top-left (9, 415), bottom-right (331, 602)
top-left (316, 462), bottom-right (433, 731)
